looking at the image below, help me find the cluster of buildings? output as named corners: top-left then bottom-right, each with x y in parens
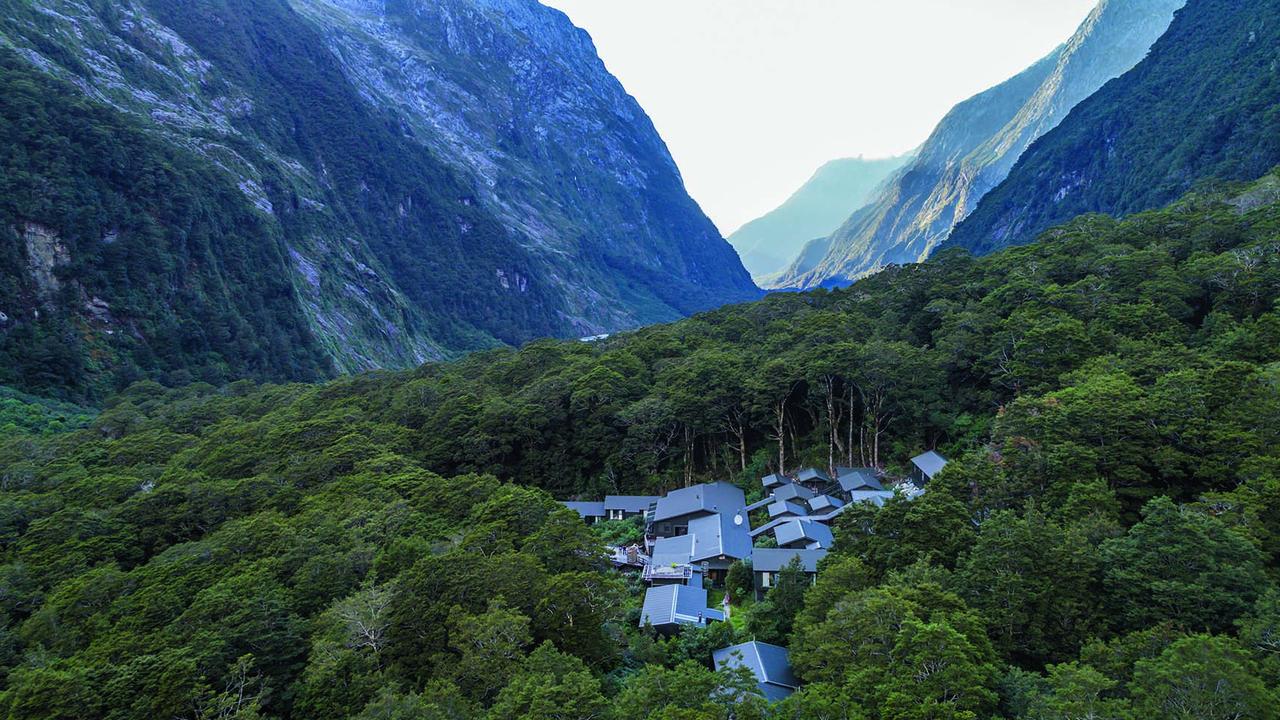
top-left (562, 451), bottom-right (949, 702)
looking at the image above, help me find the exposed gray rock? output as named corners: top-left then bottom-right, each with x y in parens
top-left (775, 0), bottom-right (1185, 290)
top-left (19, 222), bottom-right (69, 299)
top-left (0, 0), bottom-right (758, 380)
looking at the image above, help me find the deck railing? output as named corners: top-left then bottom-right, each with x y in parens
top-left (643, 563), bottom-right (693, 583)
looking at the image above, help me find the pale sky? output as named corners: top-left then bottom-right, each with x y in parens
top-left (541, 0), bottom-right (1098, 235)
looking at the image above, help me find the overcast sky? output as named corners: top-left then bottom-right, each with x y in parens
top-left (540, 0), bottom-right (1097, 235)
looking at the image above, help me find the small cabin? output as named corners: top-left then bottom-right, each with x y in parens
top-left (713, 641), bottom-right (800, 702)
top-left (761, 472), bottom-right (790, 490)
top-left (562, 501), bottom-right (605, 524)
top-left (835, 467), bottom-right (884, 502)
top-left (640, 584), bottom-right (724, 634)
top-left (793, 467), bottom-right (833, 492)
top-left (604, 495), bottom-right (659, 521)
top-left (908, 451), bottom-right (948, 486)
top-left (751, 548), bottom-right (827, 601)
top-left (774, 518), bottom-right (834, 550)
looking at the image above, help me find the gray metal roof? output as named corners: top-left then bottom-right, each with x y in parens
top-left (847, 489), bottom-right (895, 507)
top-left (774, 518), bottom-right (834, 549)
top-left (687, 512), bottom-right (753, 562)
top-left (713, 641), bottom-right (798, 702)
top-left (640, 584), bottom-right (724, 627)
top-left (768, 500), bottom-right (807, 520)
top-left (794, 468), bottom-right (832, 485)
top-left (772, 483), bottom-right (814, 502)
top-left (761, 473), bottom-right (789, 488)
top-left (604, 495), bottom-right (659, 513)
top-left (650, 512), bottom-right (752, 565)
top-left (911, 451), bottom-right (948, 479)
top-left (562, 501), bottom-right (605, 518)
top-left (807, 494), bottom-right (844, 513)
top-left (650, 534), bottom-right (697, 567)
top-left (836, 467), bottom-right (884, 492)
top-left (751, 548), bottom-right (827, 573)
top-left (652, 481), bottom-right (747, 522)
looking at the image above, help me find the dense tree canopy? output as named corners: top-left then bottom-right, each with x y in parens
top-left (1, 175), bottom-right (1279, 717)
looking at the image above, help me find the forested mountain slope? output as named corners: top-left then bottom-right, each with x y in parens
top-left (776, 0), bottom-right (1184, 289)
top-left (949, 0), bottom-right (1280, 255)
top-left (0, 0), bottom-right (757, 401)
top-left (728, 155), bottom-right (910, 281)
top-left (2, 172), bottom-right (1278, 718)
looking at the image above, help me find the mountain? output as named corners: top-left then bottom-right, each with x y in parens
top-left (947, 0), bottom-right (1280, 255)
top-left (0, 0), bottom-right (758, 400)
top-left (727, 155), bottom-right (911, 281)
top-left (775, 0), bottom-right (1184, 289)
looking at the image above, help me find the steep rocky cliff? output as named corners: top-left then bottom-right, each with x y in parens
top-left (947, 0), bottom-right (1280, 255)
top-left (775, 0), bottom-right (1184, 289)
top-left (0, 0), bottom-right (757, 398)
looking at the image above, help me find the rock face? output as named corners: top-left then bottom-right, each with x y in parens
top-left (728, 155), bottom-right (911, 283)
top-left (290, 0), bottom-right (758, 323)
top-left (19, 223), bottom-right (69, 302)
top-left (947, 0), bottom-right (1280, 255)
top-left (775, 0), bottom-right (1184, 290)
top-left (0, 0), bottom-right (758, 397)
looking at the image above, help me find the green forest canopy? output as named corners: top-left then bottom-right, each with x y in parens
top-left (1, 174), bottom-right (1279, 718)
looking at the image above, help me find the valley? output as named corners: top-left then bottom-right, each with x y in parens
top-left (1, 1), bottom-right (1279, 718)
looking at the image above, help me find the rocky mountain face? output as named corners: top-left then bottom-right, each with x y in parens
top-left (947, 0), bottom-right (1280, 255)
top-left (727, 154), bottom-right (910, 282)
top-left (775, 0), bottom-right (1184, 290)
top-left (0, 0), bottom-right (758, 399)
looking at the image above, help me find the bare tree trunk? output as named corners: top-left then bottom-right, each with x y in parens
top-left (870, 394), bottom-right (882, 468)
top-left (772, 399), bottom-right (787, 472)
top-left (873, 419), bottom-right (881, 468)
top-left (728, 413), bottom-right (748, 473)
top-left (823, 375), bottom-right (843, 475)
top-left (684, 426), bottom-right (694, 486)
top-left (858, 400), bottom-right (871, 467)
top-left (847, 385), bottom-right (856, 466)
top-left (789, 424), bottom-right (799, 471)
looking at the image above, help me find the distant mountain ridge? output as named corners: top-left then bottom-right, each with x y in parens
top-left (775, 0), bottom-right (1185, 289)
top-left (728, 155), bottom-right (911, 281)
top-left (0, 0), bottom-right (758, 399)
top-left (947, 0), bottom-right (1280, 255)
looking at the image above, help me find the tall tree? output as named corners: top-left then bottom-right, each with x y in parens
top-left (1130, 635), bottom-right (1277, 720)
top-left (1101, 497), bottom-right (1270, 633)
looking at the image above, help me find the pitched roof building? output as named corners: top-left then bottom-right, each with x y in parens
top-left (846, 489), bottom-right (895, 507)
top-left (604, 495), bottom-right (659, 520)
top-left (909, 451), bottom-right (948, 486)
top-left (652, 513), bottom-right (752, 565)
top-left (772, 482), bottom-right (814, 503)
top-left (640, 584), bottom-right (724, 631)
top-left (562, 501), bottom-right (605, 523)
top-left (767, 499), bottom-right (808, 520)
top-left (751, 548), bottom-right (827, 600)
top-left (793, 467), bottom-right (833, 491)
top-left (806, 494), bottom-right (844, 514)
top-left (774, 517), bottom-right (834, 550)
top-left (652, 481), bottom-right (746, 526)
top-left (752, 548), bottom-right (827, 574)
top-left (836, 467), bottom-right (884, 495)
top-left (761, 472), bottom-right (790, 489)
top-left (713, 641), bottom-right (799, 702)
